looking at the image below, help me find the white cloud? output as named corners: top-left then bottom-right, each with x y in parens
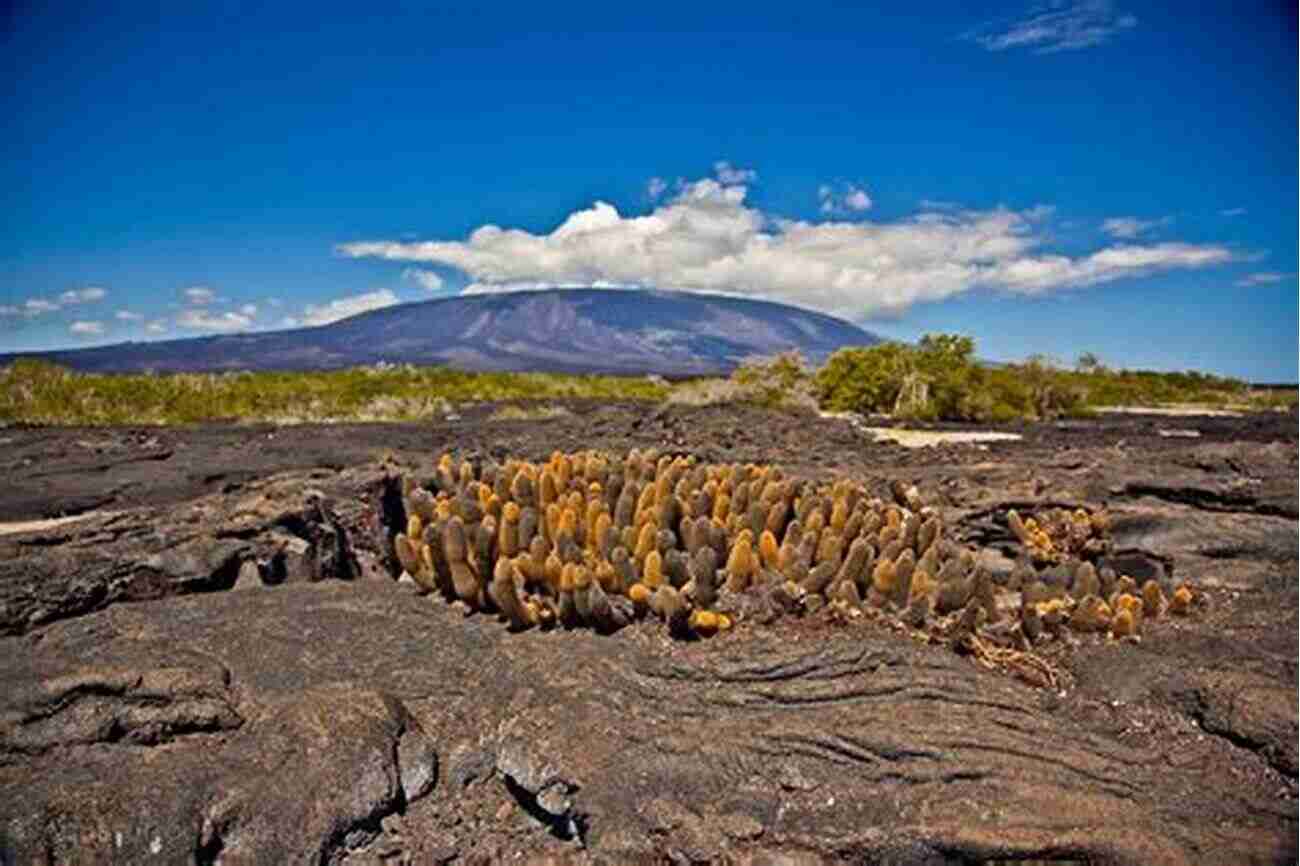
top-left (338, 174), bottom-right (1236, 320)
top-left (300, 289), bottom-right (399, 326)
top-left (964, 1), bottom-right (1137, 54)
top-left (239, 303), bottom-right (258, 317)
top-left (69, 320), bottom-right (105, 336)
top-left (844, 189), bottom-right (873, 211)
top-left (60, 286), bottom-right (107, 304)
top-left (177, 309), bottom-right (252, 332)
top-left (1220, 207), bottom-right (1247, 217)
top-left (1100, 216), bottom-right (1171, 238)
top-left (280, 316), bottom-right (302, 328)
top-left (17, 298), bottom-right (61, 316)
top-left (713, 161), bottom-right (757, 185)
top-left (145, 320), bottom-right (168, 334)
top-left (115, 310), bottom-right (143, 321)
top-left (647, 177), bottom-right (669, 199)
top-left (1236, 271), bottom-right (1292, 287)
top-left (402, 268), bottom-right (445, 291)
top-left (819, 183), bottom-right (873, 214)
top-left (182, 286), bottom-right (216, 305)
top-left (2, 288), bottom-right (107, 319)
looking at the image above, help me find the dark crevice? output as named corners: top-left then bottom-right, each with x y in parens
top-left (15, 535), bottom-right (74, 548)
top-left (207, 552), bottom-right (246, 592)
top-left (213, 526), bottom-right (262, 540)
top-left (193, 826), bottom-right (225, 866)
top-left (274, 512), bottom-right (313, 539)
top-left (501, 774), bottom-right (585, 843)
top-left (373, 472), bottom-right (408, 576)
top-left (319, 805), bottom-right (392, 863)
top-left (1185, 694), bottom-right (1296, 779)
top-left (1120, 483), bottom-right (1297, 519)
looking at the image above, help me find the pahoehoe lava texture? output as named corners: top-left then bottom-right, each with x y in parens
top-left (0, 405), bottom-right (1294, 864)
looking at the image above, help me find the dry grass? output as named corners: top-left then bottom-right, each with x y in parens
top-left (488, 404), bottom-right (573, 421)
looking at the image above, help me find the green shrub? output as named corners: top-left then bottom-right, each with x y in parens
top-left (815, 342), bottom-right (918, 416)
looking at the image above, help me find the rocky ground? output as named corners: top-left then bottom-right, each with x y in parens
top-left (0, 403), bottom-right (1295, 865)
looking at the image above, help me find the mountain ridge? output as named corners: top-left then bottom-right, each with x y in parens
top-left (0, 288), bottom-right (883, 377)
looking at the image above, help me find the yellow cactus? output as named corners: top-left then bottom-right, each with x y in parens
top-left (712, 491), bottom-right (731, 524)
top-left (758, 529), bottom-right (780, 570)
top-left (554, 453), bottom-right (572, 493)
top-left (557, 507), bottom-right (579, 545)
top-left (908, 568), bottom-right (933, 604)
top-left (499, 502), bottom-right (521, 558)
top-left (650, 584), bottom-right (687, 627)
top-left (627, 582), bottom-right (652, 613)
top-left (1142, 579), bottom-right (1165, 617)
top-left (441, 517), bottom-right (480, 605)
top-left (871, 557), bottom-right (897, 596)
top-left (643, 550), bottom-right (666, 589)
top-left (724, 533), bottom-right (756, 591)
top-left (538, 469), bottom-right (558, 511)
top-left (634, 522), bottom-right (658, 566)
top-left (689, 609), bottom-right (720, 636)
top-left (804, 508), bottom-right (826, 538)
top-left (1111, 607), bottom-right (1138, 638)
top-left (543, 550), bottom-right (564, 592)
top-left (815, 531), bottom-right (842, 568)
top-left (1035, 597), bottom-right (1069, 628)
top-left (1170, 584), bottom-right (1194, 616)
top-left (489, 558), bottom-right (531, 630)
top-left (1069, 595), bottom-right (1113, 633)
top-left (830, 498), bottom-right (848, 534)
top-left (636, 482), bottom-right (656, 516)
top-left (593, 511), bottom-right (614, 557)
top-left (394, 532), bottom-right (420, 575)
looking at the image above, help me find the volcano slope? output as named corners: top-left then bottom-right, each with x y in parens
top-left (0, 405), bottom-right (1295, 865)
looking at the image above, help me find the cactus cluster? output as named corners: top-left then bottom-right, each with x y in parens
top-left (1006, 506), bottom-right (1109, 565)
top-left (1000, 508), bottom-right (1198, 642)
top-left (387, 449), bottom-right (1198, 654)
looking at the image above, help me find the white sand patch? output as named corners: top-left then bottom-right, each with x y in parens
top-left (1096, 405), bottom-right (1243, 417)
top-left (0, 511), bottom-right (117, 536)
top-left (863, 428), bottom-right (1023, 448)
top-left (1157, 428), bottom-right (1202, 438)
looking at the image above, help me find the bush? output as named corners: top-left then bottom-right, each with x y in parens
top-left (815, 342), bottom-right (918, 416)
top-left (813, 336), bottom-right (1209, 422)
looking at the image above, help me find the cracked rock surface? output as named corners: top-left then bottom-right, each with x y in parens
top-left (0, 404), bottom-right (1295, 864)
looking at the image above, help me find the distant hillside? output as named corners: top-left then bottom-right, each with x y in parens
top-left (1, 289), bottom-right (882, 377)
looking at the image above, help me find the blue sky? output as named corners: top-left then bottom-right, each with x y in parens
top-left (3, 1), bottom-right (1296, 380)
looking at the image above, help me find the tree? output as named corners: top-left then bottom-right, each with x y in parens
top-left (1076, 352), bottom-right (1105, 374)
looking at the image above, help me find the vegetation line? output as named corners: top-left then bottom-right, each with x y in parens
top-left (1, 335), bottom-right (1293, 427)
